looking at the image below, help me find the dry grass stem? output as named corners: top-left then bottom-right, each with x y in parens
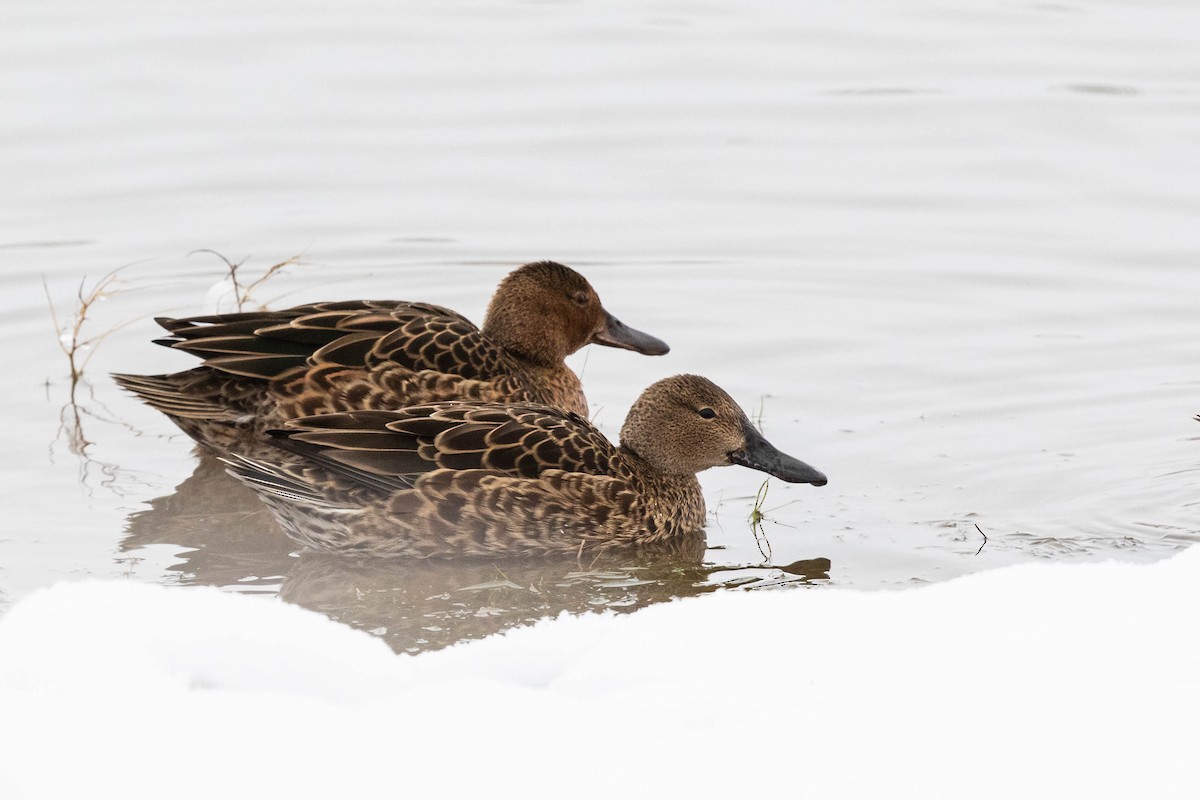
top-left (43, 268), bottom-right (139, 489)
top-left (190, 249), bottom-right (301, 311)
top-left (240, 255), bottom-right (300, 310)
top-left (43, 267), bottom-right (131, 404)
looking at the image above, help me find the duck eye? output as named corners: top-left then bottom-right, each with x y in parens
top-left (570, 291), bottom-right (589, 307)
top-left (698, 407), bottom-right (716, 419)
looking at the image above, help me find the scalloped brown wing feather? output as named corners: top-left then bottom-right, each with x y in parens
top-left (134, 301), bottom-right (537, 434)
top-left (126, 296), bottom-right (595, 451)
top-left (271, 402), bottom-right (617, 487)
top-left (228, 403), bottom-right (646, 555)
top-left (226, 397), bottom-right (710, 556)
top-left (154, 300), bottom-right (490, 381)
top-left (271, 365), bottom-right (535, 422)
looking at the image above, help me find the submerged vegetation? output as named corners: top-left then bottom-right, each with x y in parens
top-left (750, 479), bottom-right (773, 560)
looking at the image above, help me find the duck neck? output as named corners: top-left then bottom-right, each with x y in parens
top-left (485, 326), bottom-right (565, 368)
top-left (617, 445), bottom-right (706, 537)
top-left (518, 361), bottom-right (587, 417)
top-left (482, 300), bottom-right (575, 368)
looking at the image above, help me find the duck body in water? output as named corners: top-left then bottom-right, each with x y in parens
top-left (114, 261), bottom-right (668, 452)
top-left (225, 375), bottom-right (827, 557)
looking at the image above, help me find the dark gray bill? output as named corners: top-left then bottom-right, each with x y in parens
top-left (591, 310), bottom-right (670, 356)
top-left (731, 424), bottom-right (827, 486)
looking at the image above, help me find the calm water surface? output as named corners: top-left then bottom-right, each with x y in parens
top-left (3, 0), bottom-right (1197, 651)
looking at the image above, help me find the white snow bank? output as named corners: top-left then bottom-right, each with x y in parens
top-left (2, 550), bottom-right (1198, 799)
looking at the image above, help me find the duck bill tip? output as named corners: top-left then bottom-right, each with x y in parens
top-left (591, 310), bottom-right (670, 356)
top-left (732, 429), bottom-right (827, 486)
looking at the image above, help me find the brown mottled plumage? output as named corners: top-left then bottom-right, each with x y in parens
top-left (113, 262), bottom-right (668, 453)
top-left (224, 375), bottom-right (828, 557)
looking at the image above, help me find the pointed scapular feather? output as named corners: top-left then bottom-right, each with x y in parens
top-left (266, 432), bottom-right (418, 492)
top-left (385, 415), bottom-right (456, 438)
top-left (339, 312), bottom-right (407, 332)
top-left (434, 422), bottom-right (496, 454)
top-left (484, 419), bottom-right (530, 446)
top-left (482, 444), bottom-right (522, 473)
top-left (433, 450), bottom-right (489, 471)
top-left (156, 311), bottom-right (293, 332)
top-left (290, 310), bottom-right (395, 333)
top-left (327, 448), bottom-right (429, 479)
top-left (311, 330), bottom-right (386, 367)
top-left (166, 334), bottom-right (315, 357)
top-left (373, 328), bottom-right (435, 368)
top-left (464, 407), bottom-right (519, 424)
top-left (249, 322), bottom-right (347, 345)
top-left (206, 354), bottom-right (311, 379)
top-left (289, 410), bottom-right (411, 430)
top-left (307, 300), bottom-right (394, 311)
top-left (288, 431), bottom-right (417, 451)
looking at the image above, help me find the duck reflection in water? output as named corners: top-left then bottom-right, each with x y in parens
top-left (281, 547), bottom-right (831, 654)
top-left (122, 463), bottom-right (830, 654)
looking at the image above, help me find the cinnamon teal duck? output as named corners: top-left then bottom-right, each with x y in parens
top-left (114, 261), bottom-right (668, 452)
top-left (224, 374), bottom-right (827, 557)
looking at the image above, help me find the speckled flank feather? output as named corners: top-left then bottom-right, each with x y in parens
top-left (114, 262), bottom-right (667, 452)
top-left (227, 402), bottom-right (703, 556)
top-left (224, 375), bottom-right (826, 557)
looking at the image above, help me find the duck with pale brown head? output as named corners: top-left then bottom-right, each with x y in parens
top-left (224, 374), bottom-right (827, 557)
top-left (113, 261), bottom-right (668, 453)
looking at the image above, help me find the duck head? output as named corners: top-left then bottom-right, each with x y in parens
top-left (619, 374), bottom-right (827, 485)
top-left (482, 261), bottom-right (669, 367)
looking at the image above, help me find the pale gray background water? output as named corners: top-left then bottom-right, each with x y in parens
top-left (3, 0), bottom-right (1197, 648)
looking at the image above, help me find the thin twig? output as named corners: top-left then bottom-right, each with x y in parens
top-left (974, 523), bottom-right (988, 556)
top-left (240, 255), bottom-right (300, 309)
top-left (763, 497), bottom-right (802, 515)
top-left (43, 268), bottom-right (127, 401)
top-left (188, 250), bottom-right (299, 311)
top-left (189, 249), bottom-right (245, 310)
top-left (43, 268), bottom-right (136, 491)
